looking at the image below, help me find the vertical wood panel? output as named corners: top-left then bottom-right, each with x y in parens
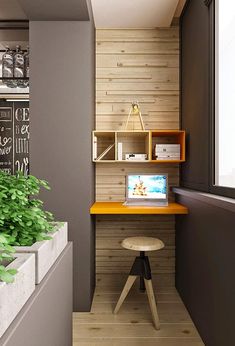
top-left (96, 28), bottom-right (179, 287)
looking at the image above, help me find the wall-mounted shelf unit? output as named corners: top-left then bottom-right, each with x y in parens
top-left (92, 130), bottom-right (186, 163)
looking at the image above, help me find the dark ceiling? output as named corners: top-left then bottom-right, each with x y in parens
top-left (0, 0), bottom-right (90, 21)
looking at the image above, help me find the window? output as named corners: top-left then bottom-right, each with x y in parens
top-left (215, 0), bottom-right (235, 189)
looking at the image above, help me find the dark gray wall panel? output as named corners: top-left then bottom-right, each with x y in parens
top-left (178, 1), bottom-right (235, 344)
top-left (180, 0), bottom-right (211, 191)
top-left (0, 0), bottom-right (27, 20)
top-left (1, 244), bottom-right (73, 346)
top-left (176, 194), bottom-right (235, 346)
top-left (30, 21), bottom-right (95, 311)
top-left (18, 0), bottom-right (89, 21)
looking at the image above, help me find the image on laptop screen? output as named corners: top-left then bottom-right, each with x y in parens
top-left (127, 174), bottom-right (167, 200)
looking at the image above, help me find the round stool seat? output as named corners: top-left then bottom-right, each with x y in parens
top-left (122, 236), bottom-right (164, 252)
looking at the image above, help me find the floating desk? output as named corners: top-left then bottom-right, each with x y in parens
top-left (90, 202), bottom-right (188, 215)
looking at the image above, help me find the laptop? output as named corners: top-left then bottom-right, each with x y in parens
top-left (123, 173), bottom-right (168, 206)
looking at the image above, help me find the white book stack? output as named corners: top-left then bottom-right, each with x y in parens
top-left (155, 144), bottom-right (181, 160)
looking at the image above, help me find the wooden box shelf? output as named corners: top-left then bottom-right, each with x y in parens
top-left (150, 130), bottom-right (186, 163)
top-left (116, 131), bottom-right (150, 162)
top-left (92, 130), bottom-right (186, 164)
top-left (93, 131), bottom-right (116, 161)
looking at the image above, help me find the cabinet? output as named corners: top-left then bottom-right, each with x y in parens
top-left (92, 130), bottom-right (186, 163)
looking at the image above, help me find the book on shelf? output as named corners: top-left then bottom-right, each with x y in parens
top-left (117, 142), bottom-right (123, 161)
top-left (155, 155), bottom-right (181, 160)
top-left (93, 136), bottom-right (97, 160)
top-left (155, 144), bottom-right (180, 154)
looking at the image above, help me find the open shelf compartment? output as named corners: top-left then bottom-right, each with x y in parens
top-left (93, 131), bottom-right (116, 162)
top-left (150, 130), bottom-right (185, 163)
top-left (116, 131), bottom-right (150, 162)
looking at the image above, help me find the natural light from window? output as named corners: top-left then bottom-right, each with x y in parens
top-left (215, 0), bottom-right (235, 188)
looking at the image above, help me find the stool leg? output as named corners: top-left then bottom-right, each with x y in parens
top-left (139, 251), bottom-right (146, 292)
top-left (114, 275), bottom-right (137, 314)
top-left (144, 278), bottom-right (160, 330)
top-left (139, 276), bottom-right (145, 292)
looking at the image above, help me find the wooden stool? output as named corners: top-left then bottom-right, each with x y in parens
top-left (114, 236), bottom-right (164, 330)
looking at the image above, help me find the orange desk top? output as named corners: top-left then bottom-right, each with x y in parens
top-left (90, 202), bottom-right (188, 215)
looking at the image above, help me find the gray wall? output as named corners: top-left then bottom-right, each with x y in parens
top-left (178, 1), bottom-right (235, 344)
top-left (30, 21), bottom-right (95, 311)
top-left (180, 0), bottom-right (211, 192)
top-left (176, 193), bottom-right (235, 346)
top-left (18, 0), bottom-right (89, 21)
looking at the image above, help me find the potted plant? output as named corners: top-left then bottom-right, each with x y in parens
top-left (0, 171), bottom-right (68, 284)
top-left (0, 252), bottom-right (35, 338)
top-left (0, 212), bottom-right (36, 338)
top-left (0, 171), bottom-right (68, 337)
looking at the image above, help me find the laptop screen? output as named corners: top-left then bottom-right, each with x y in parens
top-left (127, 174), bottom-right (167, 200)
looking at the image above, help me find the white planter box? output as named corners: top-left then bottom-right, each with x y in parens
top-left (15, 222), bottom-right (68, 284)
top-left (0, 253), bottom-right (35, 338)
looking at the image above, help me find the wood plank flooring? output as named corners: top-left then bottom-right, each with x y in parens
top-left (73, 283), bottom-right (204, 345)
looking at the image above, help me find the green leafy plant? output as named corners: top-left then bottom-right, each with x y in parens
top-left (0, 233), bottom-right (17, 283)
top-left (0, 171), bottom-right (55, 283)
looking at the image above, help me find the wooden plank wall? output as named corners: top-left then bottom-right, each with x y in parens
top-left (96, 28), bottom-right (179, 288)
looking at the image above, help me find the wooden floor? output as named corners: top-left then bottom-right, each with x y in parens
top-left (73, 281), bottom-right (204, 346)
